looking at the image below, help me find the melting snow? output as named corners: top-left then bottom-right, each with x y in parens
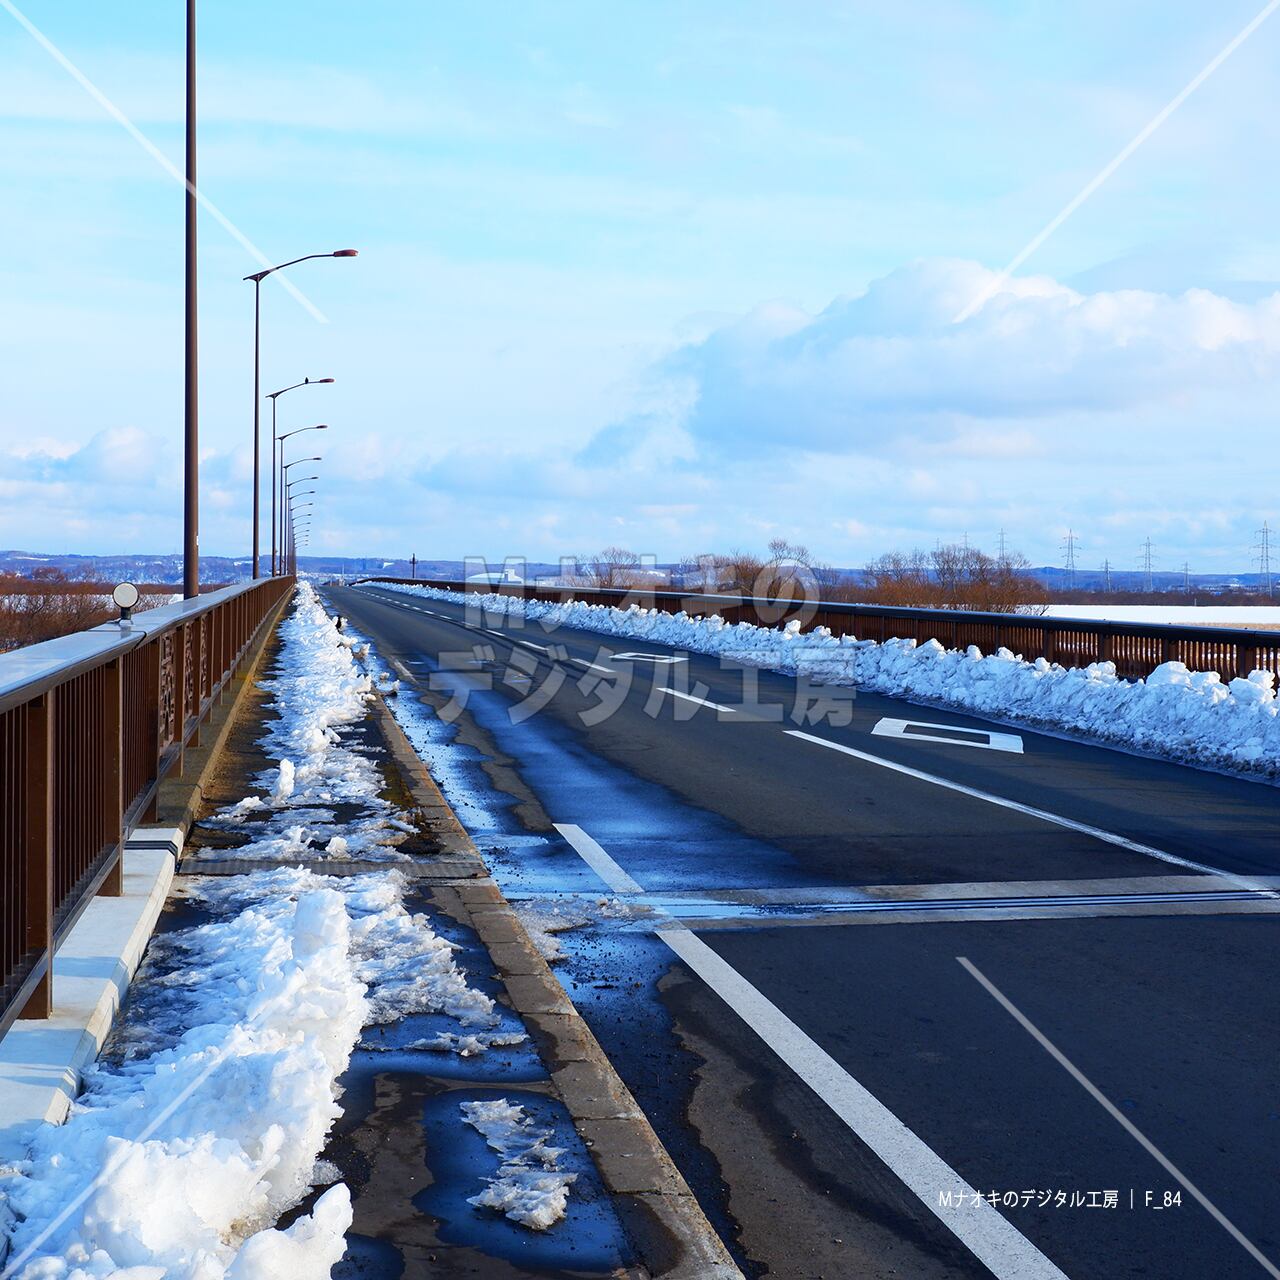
top-left (460, 1100), bottom-right (577, 1231)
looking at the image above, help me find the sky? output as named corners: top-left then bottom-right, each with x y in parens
top-left (2, 0), bottom-right (1279, 573)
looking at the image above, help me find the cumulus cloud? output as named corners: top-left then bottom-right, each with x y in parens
top-left (581, 259), bottom-right (1280, 462)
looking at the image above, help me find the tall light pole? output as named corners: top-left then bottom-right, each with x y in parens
top-left (275, 426), bottom-right (327, 575)
top-left (268, 382), bottom-right (332, 574)
top-left (183, 0), bottom-right (199, 598)
top-left (244, 251), bottom-right (356, 578)
top-left (281, 456), bottom-right (320, 578)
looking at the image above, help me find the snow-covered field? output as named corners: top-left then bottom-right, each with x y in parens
top-left (373, 583), bottom-right (1280, 778)
top-left (1045, 604), bottom-right (1280, 626)
top-left (0, 585), bottom-right (575, 1278)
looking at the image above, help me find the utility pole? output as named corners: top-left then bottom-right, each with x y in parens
top-left (1140, 538), bottom-right (1155, 594)
top-left (410, 553), bottom-right (417, 580)
top-left (183, 0), bottom-right (199, 599)
top-left (1256, 521), bottom-right (1274, 597)
top-left (1061, 529), bottom-right (1079, 591)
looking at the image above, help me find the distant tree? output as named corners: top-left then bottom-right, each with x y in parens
top-left (583, 546), bottom-right (644, 589)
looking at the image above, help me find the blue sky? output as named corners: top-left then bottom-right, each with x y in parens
top-left (2, 1), bottom-right (1279, 571)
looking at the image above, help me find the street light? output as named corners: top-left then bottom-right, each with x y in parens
top-left (183, 0), bottom-right (198, 598)
top-left (244, 251), bottom-right (356, 578)
top-left (267, 383), bottom-right (331, 575)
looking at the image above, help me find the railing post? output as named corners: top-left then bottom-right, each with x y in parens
top-left (22, 691), bottom-right (54, 1019)
top-left (99, 658), bottom-right (123, 897)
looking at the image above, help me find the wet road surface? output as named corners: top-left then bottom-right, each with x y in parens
top-left (325, 583), bottom-right (1280, 1280)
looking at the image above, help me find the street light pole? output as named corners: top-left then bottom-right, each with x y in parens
top-left (183, 0), bottom-right (199, 599)
top-left (268, 383), bottom-right (332, 575)
top-left (274, 423), bottom-right (327, 574)
top-left (245, 251), bottom-right (355, 580)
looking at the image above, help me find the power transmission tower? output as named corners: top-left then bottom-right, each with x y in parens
top-left (1101, 558), bottom-right (1112, 593)
top-left (1256, 521), bottom-right (1274, 597)
top-left (997, 528), bottom-right (1008, 559)
top-left (1061, 529), bottom-right (1079, 591)
top-left (1181, 560), bottom-right (1190, 592)
top-left (1140, 538), bottom-right (1155, 593)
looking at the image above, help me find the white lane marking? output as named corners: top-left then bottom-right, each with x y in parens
top-left (873, 718), bottom-right (1024, 754)
top-left (663, 688), bottom-right (740, 714)
top-left (612, 652), bottom-right (688, 664)
top-left (960, 957), bottom-right (1280, 1280)
top-left (552, 822), bottom-right (1068, 1280)
top-left (785, 730), bottom-right (1276, 893)
top-left (569, 657), bottom-right (617, 675)
top-left (554, 823), bottom-right (644, 893)
top-left (391, 659), bottom-right (415, 683)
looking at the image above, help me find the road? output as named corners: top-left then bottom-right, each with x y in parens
top-left (325, 582), bottom-right (1280, 1280)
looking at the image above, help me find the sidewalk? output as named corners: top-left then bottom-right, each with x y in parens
top-left (0, 584), bottom-right (736, 1279)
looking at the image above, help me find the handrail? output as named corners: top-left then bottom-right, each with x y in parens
top-left (0, 580), bottom-right (262, 714)
top-left (0, 576), bottom-right (295, 1035)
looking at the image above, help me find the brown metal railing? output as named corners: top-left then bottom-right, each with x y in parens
top-left (366, 577), bottom-right (1280, 684)
top-left (0, 577), bottom-right (293, 1035)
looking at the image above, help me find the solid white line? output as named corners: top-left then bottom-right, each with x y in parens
top-left (785, 730), bottom-right (1275, 892)
top-left (663, 688), bottom-right (740, 714)
top-left (960, 957), bottom-right (1280, 1279)
top-left (391, 659), bottom-right (415, 683)
top-left (552, 823), bottom-right (1067, 1280)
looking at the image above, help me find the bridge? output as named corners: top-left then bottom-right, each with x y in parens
top-left (2, 576), bottom-right (1279, 1278)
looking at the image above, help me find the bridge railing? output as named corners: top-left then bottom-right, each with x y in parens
top-left (364, 577), bottom-right (1280, 685)
top-left (0, 577), bottom-right (293, 1035)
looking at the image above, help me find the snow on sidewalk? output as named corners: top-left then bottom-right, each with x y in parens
top-left (203, 582), bottom-right (411, 862)
top-left (0, 585), bottom-right (558, 1278)
top-left (376, 583), bottom-right (1280, 777)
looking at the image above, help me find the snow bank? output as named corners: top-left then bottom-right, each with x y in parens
top-left (376, 584), bottom-right (1280, 777)
top-left (1, 880), bottom-right (362, 1279)
top-left (460, 1100), bottom-right (577, 1230)
top-left (0, 867), bottom-right (514, 1276)
top-left (204, 582), bottom-right (412, 861)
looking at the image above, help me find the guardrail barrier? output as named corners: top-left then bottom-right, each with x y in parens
top-left (0, 577), bottom-right (293, 1035)
top-left (365, 577), bottom-right (1280, 685)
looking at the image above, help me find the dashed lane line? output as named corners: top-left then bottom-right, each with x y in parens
top-left (554, 822), bottom-right (1069, 1280)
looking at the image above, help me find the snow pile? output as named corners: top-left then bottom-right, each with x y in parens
top-left (1, 866), bottom-right (517, 1276)
top-left (375, 583), bottom-right (1280, 776)
top-left (0, 883), bottom-right (362, 1279)
top-left (460, 1100), bottom-right (577, 1230)
top-left (205, 582), bottom-right (413, 861)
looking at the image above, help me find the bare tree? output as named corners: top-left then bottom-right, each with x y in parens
top-left (583, 546), bottom-right (644, 589)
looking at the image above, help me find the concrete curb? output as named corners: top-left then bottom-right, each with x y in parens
top-left (369, 694), bottom-right (744, 1280)
top-left (0, 835), bottom-right (178, 1161)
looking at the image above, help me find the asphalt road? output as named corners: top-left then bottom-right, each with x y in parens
top-left (325, 582), bottom-right (1280, 1280)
